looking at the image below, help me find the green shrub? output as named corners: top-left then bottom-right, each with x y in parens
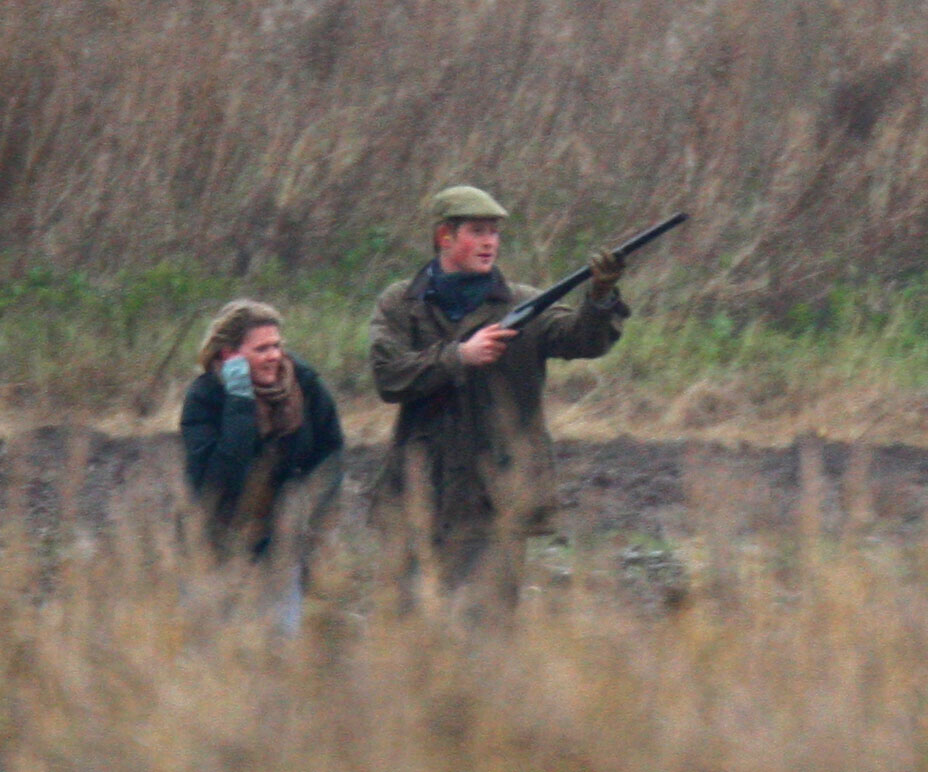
top-left (8, 249), bottom-right (928, 413)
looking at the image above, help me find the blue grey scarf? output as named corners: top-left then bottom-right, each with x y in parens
top-left (425, 260), bottom-right (495, 321)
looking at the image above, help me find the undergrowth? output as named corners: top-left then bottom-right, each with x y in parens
top-left (1, 426), bottom-right (927, 770)
top-left (583, 270), bottom-right (928, 401)
top-left (5, 250), bottom-right (928, 413)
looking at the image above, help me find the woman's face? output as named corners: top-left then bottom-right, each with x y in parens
top-left (229, 324), bottom-right (283, 387)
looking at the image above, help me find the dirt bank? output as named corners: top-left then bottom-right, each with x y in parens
top-left (2, 423), bottom-right (924, 558)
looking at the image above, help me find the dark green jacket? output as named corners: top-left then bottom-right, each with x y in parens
top-left (368, 264), bottom-right (626, 539)
top-left (180, 356), bottom-right (343, 523)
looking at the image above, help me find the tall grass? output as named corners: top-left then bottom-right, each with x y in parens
top-left (5, 0), bottom-right (928, 415)
top-left (2, 0), bottom-right (928, 308)
top-left (550, 270), bottom-right (928, 427)
top-left (1, 432), bottom-right (926, 770)
top-left (0, 257), bottom-right (373, 409)
top-left (6, 255), bottom-right (928, 414)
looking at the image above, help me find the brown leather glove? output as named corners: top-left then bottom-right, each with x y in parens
top-left (589, 248), bottom-right (625, 302)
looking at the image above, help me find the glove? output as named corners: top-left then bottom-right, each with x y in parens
top-left (589, 247), bottom-right (625, 302)
top-left (220, 356), bottom-right (254, 399)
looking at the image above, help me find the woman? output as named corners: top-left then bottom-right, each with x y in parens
top-left (180, 299), bottom-right (343, 561)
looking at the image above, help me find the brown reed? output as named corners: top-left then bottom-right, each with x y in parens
top-left (0, 423), bottom-right (926, 770)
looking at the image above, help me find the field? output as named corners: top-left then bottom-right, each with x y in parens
top-left (5, 0), bottom-right (928, 412)
top-left (5, 0), bottom-right (928, 768)
top-left (1, 416), bottom-right (927, 771)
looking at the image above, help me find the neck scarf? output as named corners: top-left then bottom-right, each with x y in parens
top-left (252, 354), bottom-right (305, 438)
top-left (426, 259), bottom-right (495, 321)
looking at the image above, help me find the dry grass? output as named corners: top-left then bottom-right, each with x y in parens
top-left (4, 3), bottom-right (928, 765)
top-left (1, 430), bottom-right (927, 771)
top-left (3, 0), bottom-right (928, 311)
top-left (5, 0), bottom-right (928, 417)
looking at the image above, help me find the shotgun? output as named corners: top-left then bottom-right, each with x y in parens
top-left (497, 211), bottom-right (688, 330)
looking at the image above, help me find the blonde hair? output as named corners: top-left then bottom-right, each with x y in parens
top-left (197, 299), bottom-right (283, 371)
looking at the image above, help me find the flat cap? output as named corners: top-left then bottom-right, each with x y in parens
top-left (431, 185), bottom-right (509, 223)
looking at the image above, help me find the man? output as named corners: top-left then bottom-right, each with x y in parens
top-left (368, 185), bottom-right (628, 614)
top-left (180, 299), bottom-right (343, 566)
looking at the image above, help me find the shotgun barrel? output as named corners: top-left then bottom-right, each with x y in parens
top-left (497, 211), bottom-right (688, 331)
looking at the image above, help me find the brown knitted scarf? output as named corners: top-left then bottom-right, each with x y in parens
top-left (253, 355), bottom-right (305, 438)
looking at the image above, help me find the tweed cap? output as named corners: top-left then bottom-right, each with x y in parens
top-left (430, 185), bottom-right (509, 223)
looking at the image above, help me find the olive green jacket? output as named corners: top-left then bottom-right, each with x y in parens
top-left (368, 263), bottom-right (627, 540)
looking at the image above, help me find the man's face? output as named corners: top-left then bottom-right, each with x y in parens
top-left (231, 324), bottom-right (283, 387)
top-left (439, 218), bottom-right (500, 274)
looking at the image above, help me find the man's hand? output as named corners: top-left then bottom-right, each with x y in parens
top-left (589, 248), bottom-right (625, 302)
top-left (220, 355), bottom-right (255, 399)
top-left (458, 323), bottom-right (520, 366)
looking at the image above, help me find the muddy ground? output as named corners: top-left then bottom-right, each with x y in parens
top-left (2, 425), bottom-right (927, 606)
